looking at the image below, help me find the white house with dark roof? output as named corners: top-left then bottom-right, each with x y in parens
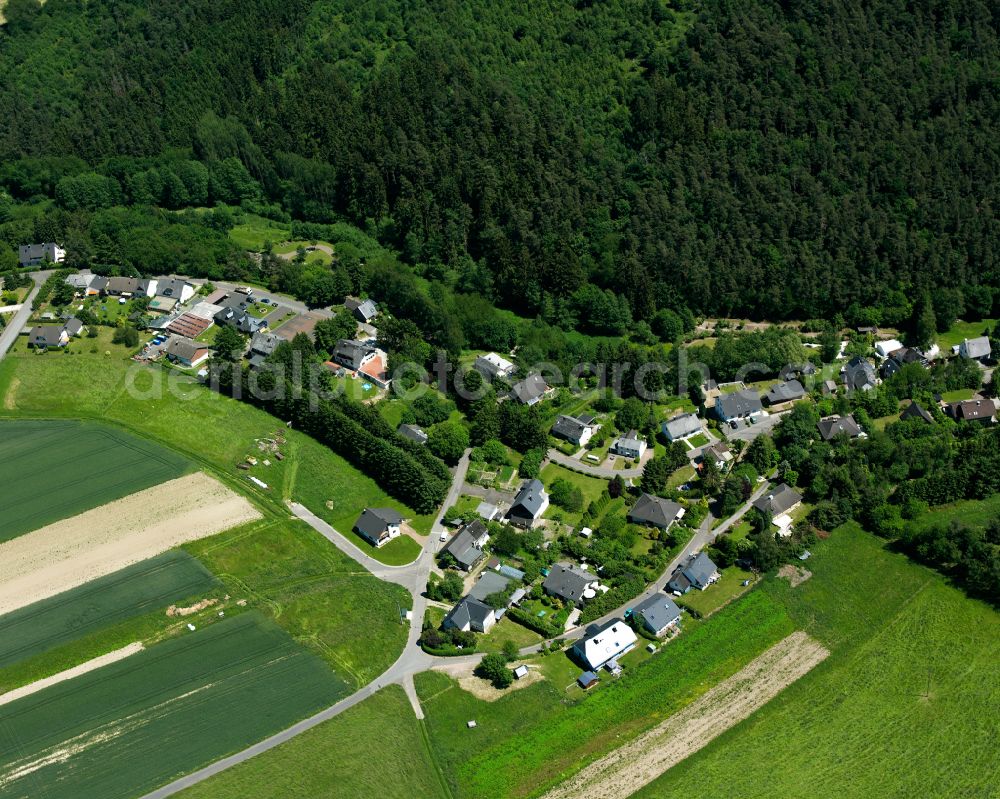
top-left (714, 390), bottom-right (763, 423)
top-left (164, 336), bottom-right (209, 368)
top-left (27, 324), bottom-right (69, 349)
top-left (344, 297), bottom-right (378, 324)
top-left (611, 429), bottom-right (646, 459)
top-left (333, 339), bottom-right (377, 372)
top-left (764, 379), bottom-right (805, 406)
top-left (817, 414), bottom-right (863, 441)
top-left (442, 519), bottom-right (490, 570)
top-left (634, 594), bottom-right (682, 637)
top-left (543, 562), bottom-right (598, 604)
top-left (353, 507), bottom-right (404, 548)
top-left (510, 373), bottom-right (550, 405)
top-left (627, 493), bottom-right (684, 530)
top-left (753, 484), bottom-right (802, 518)
top-left (155, 278), bottom-right (196, 304)
top-left (661, 413), bottom-right (703, 442)
top-left (572, 619), bottom-right (637, 670)
top-left (506, 479), bottom-right (549, 527)
top-left (667, 552), bottom-right (720, 594)
top-left (443, 597), bottom-right (496, 633)
top-left (19, 242), bottom-right (65, 266)
top-left (551, 414), bottom-right (597, 446)
top-left (842, 356), bottom-right (878, 392)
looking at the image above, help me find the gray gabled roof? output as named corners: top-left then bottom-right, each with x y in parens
top-left (354, 299), bottom-right (378, 321)
top-left (716, 390), bottom-right (762, 419)
top-left (627, 492), bottom-right (682, 529)
top-left (817, 414), bottom-right (862, 440)
top-left (250, 331), bottom-right (283, 357)
top-left (681, 552), bottom-right (718, 589)
top-left (443, 597), bottom-right (494, 630)
top-left (661, 413), bottom-right (702, 440)
top-left (29, 325), bottom-right (66, 346)
top-left (634, 593), bottom-right (682, 631)
top-left (156, 278), bottom-right (193, 298)
top-left (63, 318), bottom-right (84, 336)
top-left (397, 423), bottom-right (428, 444)
top-left (334, 339), bottom-right (373, 370)
top-left (960, 336), bottom-right (991, 359)
top-left (443, 520), bottom-right (488, 569)
top-left (753, 484), bottom-right (802, 516)
top-left (510, 373), bottom-right (548, 404)
top-left (542, 562), bottom-right (595, 602)
top-left (354, 507), bottom-right (403, 544)
top-left (765, 379), bottom-right (805, 405)
top-left (844, 357), bottom-right (877, 390)
top-left (900, 401), bottom-right (934, 424)
top-left (468, 571), bottom-right (512, 602)
top-left (164, 336), bottom-right (206, 362)
top-left (551, 414), bottom-right (592, 441)
top-left (508, 479), bottom-right (547, 520)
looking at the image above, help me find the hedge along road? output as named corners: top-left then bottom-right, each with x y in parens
top-left (142, 457), bottom-right (771, 797)
top-left (0, 270), bottom-right (51, 360)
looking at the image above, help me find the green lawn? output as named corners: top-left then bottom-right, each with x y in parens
top-left (478, 617), bottom-right (544, 654)
top-left (676, 566), bottom-right (755, 618)
top-left (632, 523), bottom-right (1000, 799)
top-left (687, 432), bottom-right (710, 448)
top-left (540, 462), bottom-right (608, 525)
top-left (936, 318), bottom-right (997, 350)
top-left (177, 686), bottom-right (448, 799)
top-left (418, 590), bottom-right (794, 799)
top-left (939, 387), bottom-right (977, 402)
top-left (0, 612), bottom-right (345, 799)
top-left (228, 213), bottom-right (292, 250)
top-left (906, 493), bottom-right (1000, 533)
top-left (272, 240), bottom-right (335, 266)
top-left (187, 519), bottom-right (412, 687)
top-left (0, 419), bottom-right (190, 541)
top-left (667, 464), bottom-right (697, 490)
top-left (329, 374), bottom-right (380, 401)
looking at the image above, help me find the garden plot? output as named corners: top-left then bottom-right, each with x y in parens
top-left (0, 472), bottom-right (259, 616)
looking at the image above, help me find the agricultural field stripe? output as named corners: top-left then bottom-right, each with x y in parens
top-left (0, 643), bottom-right (144, 707)
top-left (540, 631), bottom-right (830, 799)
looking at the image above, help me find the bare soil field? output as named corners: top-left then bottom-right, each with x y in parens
top-left (540, 631), bottom-right (829, 799)
top-left (778, 564), bottom-right (813, 587)
top-left (0, 643), bottom-right (144, 707)
top-left (0, 472), bottom-right (260, 616)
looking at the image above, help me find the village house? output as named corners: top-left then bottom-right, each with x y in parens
top-left (441, 519), bottom-right (490, 571)
top-left (474, 352), bottom-right (516, 381)
top-left (353, 507), bottom-right (404, 548)
top-left (874, 338), bottom-right (904, 359)
top-left (442, 597), bottom-right (496, 634)
top-left (778, 362), bottom-right (817, 382)
top-left (155, 278), bottom-right (196, 304)
top-left (63, 317), bottom-right (86, 338)
top-left (753, 483), bottom-right (803, 535)
top-left (699, 441), bottom-right (733, 470)
top-left (634, 593), bottom-right (683, 638)
top-left (246, 331), bottom-right (284, 369)
top-left (572, 619), bottom-right (637, 670)
top-left (900, 401), bottom-right (935, 424)
top-left (843, 356), bottom-right (878, 392)
top-left (550, 414), bottom-right (597, 446)
top-left (345, 297), bottom-right (379, 324)
top-left (510, 373), bottom-right (550, 405)
top-left (714, 389), bottom-right (763, 423)
top-left (104, 276), bottom-right (157, 298)
top-left (27, 324), bottom-right (69, 349)
top-left (627, 492), bottom-right (684, 530)
top-left (65, 271), bottom-right (99, 296)
top-left (506, 478), bottom-right (549, 528)
top-left (956, 336), bottom-right (992, 362)
top-left (661, 412), bottom-right (703, 442)
top-left (397, 423), bottom-right (428, 445)
top-left (543, 562), bottom-right (599, 604)
top-left (764, 379), bottom-right (805, 407)
top-left (667, 552), bottom-right (720, 594)
top-left (610, 429), bottom-right (646, 459)
top-left (817, 414), bottom-right (863, 441)
top-left (333, 339), bottom-right (377, 372)
top-left (881, 346), bottom-right (929, 379)
top-left (946, 399), bottom-right (997, 425)
top-left (163, 336), bottom-right (209, 368)
top-left (18, 242), bottom-right (65, 267)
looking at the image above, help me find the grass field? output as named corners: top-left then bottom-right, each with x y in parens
top-left (936, 318), bottom-right (997, 350)
top-left (0, 612), bottom-right (345, 799)
top-left (417, 589), bottom-right (794, 799)
top-left (0, 419), bottom-right (190, 541)
top-left (676, 567), bottom-right (755, 618)
top-left (905, 493), bottom-right (1000, 532)
top-left (631, 524), bottom-right (1000, 799)
top-left (176, 686), bottom-right (448, 799)
top-left (540, 462), bottom-right (608, 525)
top-left (0, 551), bottom-right (217, 674)
top-left (273, 240), bottom-right (335, 265)
top-left (228, 213), bottom-right (292, 250)
top-left (186, 519), bottom-right (412, 687)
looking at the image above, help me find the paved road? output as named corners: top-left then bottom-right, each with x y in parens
top-left (720, 411), bottom-right (788, 445)
top-left (0, 271), bottom-right (50, 360)
top-left (546, 447), bottom-right (650, 479)
top-left (275, 244), bottom-right (335, 261)
top-left (431, 448), bottom-right (472, 534)
top-left (210, 279), bottom-right (335, 320)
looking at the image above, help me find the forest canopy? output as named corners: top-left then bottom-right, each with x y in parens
top-left (0, 0), bottom-right (997, 323)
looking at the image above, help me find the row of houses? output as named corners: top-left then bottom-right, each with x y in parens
top-left (66, 272), bottom-right (198, 308)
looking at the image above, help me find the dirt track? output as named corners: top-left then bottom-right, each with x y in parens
top-left (0, 472), bottom-right (260, 616)
top-left (540, 631), bottom-right (829, 799)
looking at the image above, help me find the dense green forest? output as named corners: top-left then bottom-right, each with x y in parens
top-left (0, 0), bottom-right (998, 325)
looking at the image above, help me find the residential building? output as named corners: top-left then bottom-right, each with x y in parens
top-left (104, 276), bottom-right (157, 297)
top-left (764, 379), bottom-right (805, 406)
top-left (345, 297), bottom-right (379, 324)
top-left (27, 325), bottom-right (69, 349)
top-left (661, 412), bottom-right (703, 442)
top-left (442, 597), bottom-right (495, 634)
top-left (155, 278), bottom-right (196, 304)
top-left (957, 336), bottom-right (992, 362)
top-left (572, 619), bottom-right (637, 670)
top-left (700, 441), bottom-right (733, 470)
top-left (442, 519), bottom-right (490, 571)
top-left (843, 356), bottom-right (878, 392)
top-left (18, 242), bottom-right (65, 267)
top-left (946, 399), bottom-right (997, 425)
top-left (881, 346), bottom-right (928, 379)
top-left (667, 552), bottom-right (720, 594)
top-left (333, 339), bottom-right (377, 372)
top-left (63, 318), bottom-right (86, 338)
top-left (397, 424), bottom-right (429, 445)
top-left (468, 571), bottom-right (512, 603)
top-left (214, 306), bottom-right (267, 335)
top-left (550, 414), bottom-right (597, 446)
top-left (65, 272), bottom-right (99, 296)
top-left (753, 483), bottom-right (803, 517)
top-left (475, 501), bottom-right (502, 522)
top-left (778, 362), bottom-right (817, 381)
top-left (474, 352), bottom-right (515, 381)
top-left (874, 339), bottom-right (904, 358)
top-left (164, 336), bottom-right (209, 368)
top-left (634, 594), bottom-right (682, 638)
top-left (510, 373), bottom-right (549, 405)
top-left (900, 401), bottom-right (935, 424)
top-left (821, 379), bottom-right (839, 396)
top-left (353, 507), bottom-right (404, 548)
top-left (714, 390), bottom-right (763, 423)
top-left (543, 562), bottom-right (598, 604)
top-left (611, 429), bottom-right (646, 459)
top-left (627, 492), bottom-right (684, 530)
top-left (817, 414), bottom-right (863, 441)
top-left (507, 478), bottom-right (549, 527)
top-left (246, 331), bottom-right (284, 369)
